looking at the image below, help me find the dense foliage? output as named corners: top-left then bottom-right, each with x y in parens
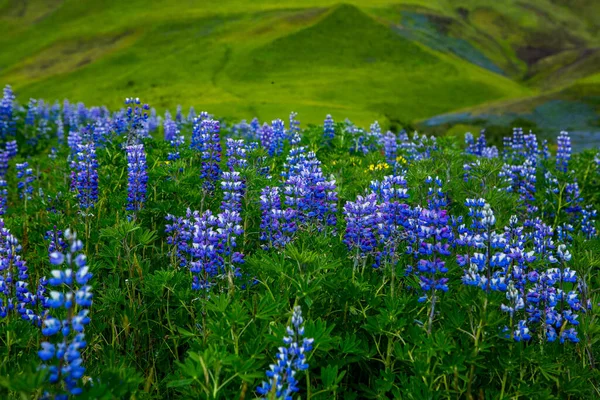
top-left (1, 85), bottom-right (600, 399)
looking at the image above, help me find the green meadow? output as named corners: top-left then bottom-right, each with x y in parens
top-left (1, 0), bottom-right (599, 129)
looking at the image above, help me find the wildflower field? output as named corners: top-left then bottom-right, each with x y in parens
top-left (0, 85), bottom-right (600, 399)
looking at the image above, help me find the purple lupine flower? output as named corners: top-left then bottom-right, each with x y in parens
top-left (221, 171), bottom-right (245, 213)
top-left (165, 209), bottom-right (195, 269)
top-left (25, 98), bottom-right (38, 126)
top-left (556, 131), bottom-right (571, 173)
top-left (225, 139), bottom-right (248, 171)
top-left (16, 162), bottom-right (35, 201)
top-left (260, 187), bottom-right (294, 249)
top-left (163, 111), bottom-right (176, 141)
top-left (0, 220), bottom-right (35, 321)
top-left (289, 112), bottom-right (301, 145)
top-left (45, 226), bottom-right (69, 256)
top-left (67, 129), bottom-right (82, 157)
top-left (0, 151), bottom-right (8, 178)
top-left (126, 144), bottom-right (148, 214)
top-left (383, 131), bottom-right (397, 165)
top-left (6, 140), bottom-right (17, 160)
top-left (73, 143), bottom-right (99, 212)
top-left (124, 97), bottom-right (150, 145)
top-left (257, 306), bottom-right (314, 400)
top-left (168, 134), bottom-right (184, 161)
top-left (270, 119), bottom-right (286, 156)
top-left (187, 106), bottom-right (196, 123)
top-left (323, 114), bottom-right (335, 140)
top-left (39, 229), bottom-right (92, 398)
top-left (0, 85), bottom-right (16, 138)
top-left (580, 206), bottom-right (597, 239)
top-left (0, 179), bottom-right (6, 215)
top-left (344, 194), bottom-right (378, 266)
top-left (192, 119), bottom-right (221, 191)
top-left (188, 210), bottom-right (223, 290)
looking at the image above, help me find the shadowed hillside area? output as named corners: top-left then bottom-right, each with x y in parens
top-left (1, 0), bottom-right (599, 143)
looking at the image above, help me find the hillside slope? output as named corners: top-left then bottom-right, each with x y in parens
top-left (0, 0), bottom-right (598, 129)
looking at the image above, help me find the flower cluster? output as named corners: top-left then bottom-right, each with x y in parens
top-left (0, 220), bottom-right (34, 320)
top-left (257, 306), bottom-right (314, 400)
top-left (125, 144), bottom-right (148, 213)
top-left (323, 114), bottom-right (335, 140)
top-left (16, 162), bottom-right (35, 200)
top-left (221, 171), bottom-right (245, 212)
top-left (73, 143), bottom-right (99, 212)
top-left (225, 138), bottom-right (248, 171)
top-left (556, 131), bottom-right (571, 173)
top-left (192, 119), bottom-right (221, 191)
top-left (38, 229), bottom-right (92, 398)
top-left (0, 85), bottom-right (16, 138)
top-left (260, 187), bottom-right (295, 249)
top-left (124, 97), bottom-right (150, 144)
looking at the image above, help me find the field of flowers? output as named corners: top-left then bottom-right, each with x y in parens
top-left (0, 84), bottom-right (599, 399)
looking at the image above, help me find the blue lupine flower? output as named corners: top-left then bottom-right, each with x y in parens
top-left (257, 306), bottom-right (314, 400)
top-left (288, 112), bottom-right (301, 145)
top-left (163, 111), bottom-right (176, 141)
top-left (221, 171), bottom-right (245, 213)
top-left (225, 139), bottom-right (248, 171)
top-left (168, 134), bottom-right (185, 161)
top-left (0, 179), bottom-right (6, 215)
top-left (16, 162), bottom-right (35, 201)
top-left (39, 229), bottom-right (92, 398)
top-left (382, 131), bottom-right (397, 166)
top-left (165, 209), bottom-right (194, 269)
top-left (260, 187), bottom-right (294, 249)
top-left (124, 97), bottom-right (150, 144)
top-left (323, 114), bottom-right (335, 141)
top-left (6, 140), bottom-right (17, 159)
top-left (125, 144), bottom-right (148, 214)
top-left (0, 220), bottom-right (35, 321)
top-left (192, 119), bottom-right (221, 191)
top-left (556, 131), bottom-right (571, 173)
top-left (73, 143), bottom-right (99, 212)
top-left (0, 85), bottom-right (16, 138)
top-left (344, 194), bottom-right (378, 262)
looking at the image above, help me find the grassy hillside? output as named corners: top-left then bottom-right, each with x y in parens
top-left (0, 0), bottom-right (599, 129)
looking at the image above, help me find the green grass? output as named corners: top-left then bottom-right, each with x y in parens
top-left (0, 0), bottom-right (599, 127)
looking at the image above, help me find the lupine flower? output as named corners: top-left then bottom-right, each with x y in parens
top-left (225, 138), bottom-right (248, 171)
top-left (344, 194), bottom-right (378, 263)
top-left (192, 119), bottom-right (221, 191)
top-left (163, 112), bottom-right (176, 141)
top-left (270, 119), bottom-right (286, 156)
top-left (6, 140), bottom-right (17, 159)
top-left (221, 171), bottom-right (245, 212)
top-left (125, 144), bottom-right (148, 213)
top-left (0, 85), bottom-right (16, 138)
top-left (165, 210), bottom-right (194, 269)
top-left (124, 97), bottom-right (150, 145)
top-left (189, 210), bottom-right (221, 290)
top-left (168, 134), bottom-right (185, 161)
top-left (323, 114), bottom-right (335, 140)
top-left (73, 143), bottom-right (99, 212)
top-left (382, 131), bottom-right (397, 166)
top-left (0, 151), bottom-right (8, 178)
top-left (0, 220), bottom-right (35, 321)
top-left (16, 162), bottom-right (35, 200)
top-left (556, 131), bottom-right (571, 173)
top-left (0, 179), bottom-right (6, 215)
top-left (257, 306), bottom-right (314, 400)
top-left (260, 187), bottom-right (294, 249)
top-left (38, 229), bottom-right (92, 398)
top-left (288, 112), bottom-right (301, 145)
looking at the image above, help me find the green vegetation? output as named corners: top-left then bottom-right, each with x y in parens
top-left (1, 0), bottom-right (598, 129)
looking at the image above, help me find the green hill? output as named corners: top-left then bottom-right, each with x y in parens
top-left (0, 0), bottom-right (599, 130)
